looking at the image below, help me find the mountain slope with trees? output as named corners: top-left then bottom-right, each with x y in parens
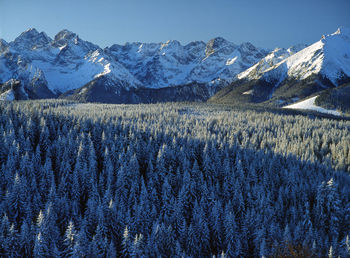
top-left (210, 27), bottom-right (350, 109)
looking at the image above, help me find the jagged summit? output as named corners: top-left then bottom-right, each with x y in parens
top-left (238, 27), bottom-right (350, 85)
top-left (240, 42), bottom-right (258, 52)
top-left (0, 28), bottom-right (272, 96)
top-left (0, 39), bottom-right (9, 53)
top-left (54, 29), bottom-right (78, 44)
top-left (19, 28), bottom-right (39, 37)
top-left (2, 27), bottom-right (349, 105)
top-left (332, 26), bottom-right (350, 37)
top-left (161, 40), bottom-right (182, 48)
top-left (205, 37), bottom-right (237, 57)
top-left (11, 28), bottom-right (52, 50)
top-left (211, 27), bottom-right (350, 107)
top-left (280, 27), bottom-right (350, 84)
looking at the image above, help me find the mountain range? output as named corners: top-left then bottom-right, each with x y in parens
top-left (1, 27), bottom-right (349, 111)
top-left (209, 27), bottom-right (350, 110)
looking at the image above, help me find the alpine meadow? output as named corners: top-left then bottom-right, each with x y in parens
top-left (1, 0), bottom-right (350, 257)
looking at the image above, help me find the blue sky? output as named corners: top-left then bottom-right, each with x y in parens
top-left (1, 0), bottom-right (349, 48)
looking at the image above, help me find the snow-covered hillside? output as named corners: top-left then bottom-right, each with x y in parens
top-left (107, 37), bottom-right (269, 88)
top-left (283, 96), bottom-right (341, 116)
top-left (1, 27), bottom-right (349, 104)
top-left (4, 29), bottom-right (141, 94)
top-left (239, 27), bottom-right (350, 86)
top-left (237, 44), bottom-right (307, 80)
top-left (1, 28), bottom-right (270, 97)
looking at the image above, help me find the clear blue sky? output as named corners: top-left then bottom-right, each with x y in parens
top-left (1, 0), bottom-right (349, 49)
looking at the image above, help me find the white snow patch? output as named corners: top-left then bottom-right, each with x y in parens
top-left (226, 56), bottom-right (238, 66)
top-left (242, 89), bottom-right (253, 95)
top-left (59, 45), bottom-right (66, 51)
top-left (0, 89), bottom-right (15, 101)
top-left (283, 96), bottom-right (341, 116)
top-left (79, 88), bottom-right (88, 95)
top-left (95, 63), bottom-right (111, 78)
top-left (238, 28), bottom-right (350, 85)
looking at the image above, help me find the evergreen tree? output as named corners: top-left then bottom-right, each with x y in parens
top-left (63, 221), bottom-right (77, 257)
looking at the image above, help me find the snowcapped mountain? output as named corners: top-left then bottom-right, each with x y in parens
top-left (191, 39), bottom-right (269, 83)
top-left (0, 50), bottom-right (53, 99)
top-left (237, 44), bottom-right (307, 81)
top-left (1, 27), bottom-right (349, 105)
top-left (210, 27), bottom-right (350, 107)
top-left (1, 28), bottom-right (269, 101)
top-left (107, 37), bottom-right (269, 88)
top-left (240, 28), bottom-right (350, 86)
top-left (4, 28), bottom-right (141, 95)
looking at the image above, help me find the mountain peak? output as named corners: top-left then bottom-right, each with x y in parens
top-left (205, 37), bottom-right (236, 57)
top-left (207, 37), bottom-right (232, 48)
top-left (54, 29), bottom-right (78, 43)
top-left (22, 28), bottom-right (39, 36)
top-left (12, 28), bottom-right (52, 50)
top-left (0, 39), bottom-right (9, 53)
top-left (162, 39), bottom-right (181, 47)
top-left (333, 26), bottom-right (350, 36)
top-left (332, 27), bottom-right (350, 41)
top-left (15, 28), bottom-right (40, 42)
top-left (160, 40), bottom-right (182, 51)
top-left (321, 27), bottom-right (350, 42)
top-left (239, 42), bottom-right (258, 52)
top-left (52, 29), bottom-right (100, 52)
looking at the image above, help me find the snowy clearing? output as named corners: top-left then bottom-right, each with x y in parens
top-left (283, 96), bottom-right (341, 116)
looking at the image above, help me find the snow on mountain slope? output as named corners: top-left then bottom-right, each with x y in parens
top-left (0, 89), bottom-right (15, 101)
top-left (0, 51), bottom-right (48, 89)
top-left (2, 27), bottom-right (349, 103)
top-left (237, 44), bottom-right (307, 80)
top-left (10, 28), bottom-right (52, 52)
top-left (283, 95), bottom-right (341, 116)
top-left (2, 28), bottom-right (270, 98)
top-left (107, 41), bottom-right (200, 88)
top-left (3, 29), bottom-right (141, 94)
top-left (241, 27), bottom-right (350, 86)
top-left (107, 37), bottom-right (269, 88)
top-left (320, 27), bottom-right (350, 84)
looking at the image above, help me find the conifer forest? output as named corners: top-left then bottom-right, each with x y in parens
top-left (0, 100), bottom-right (350, 257)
